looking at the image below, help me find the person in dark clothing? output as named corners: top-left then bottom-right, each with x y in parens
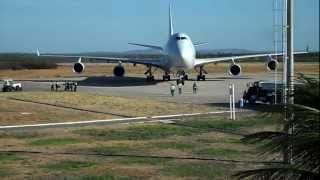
top-left (51, 83), bottom-right (54, 91)
top-left (73, 82), bottom-right (78, 92)
top-left (55, 83), bottom-right (59, 92)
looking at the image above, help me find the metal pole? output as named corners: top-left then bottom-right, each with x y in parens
top-left (229, 84), bottom-right (233, 120)
top-left (282, 0), bottom-right (294, 165)
top-left (232, 84), bottom-right (236, 120)
top-left (273, 0), bottom-right (280, 104)
top-left (287, 0), bottom-right (294, 165)
top-left (287, 0), bottom-right (294, 105)
top-left (282, 0), bottom-right (288, 105)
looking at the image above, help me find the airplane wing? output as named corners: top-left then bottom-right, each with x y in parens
top-left (36, 49), bottom-right (164, 68)
top-left (194, 51), bottom-right (307, 67)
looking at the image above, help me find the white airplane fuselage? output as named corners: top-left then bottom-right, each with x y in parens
top-left (162, 33), bottom-right (196, 73)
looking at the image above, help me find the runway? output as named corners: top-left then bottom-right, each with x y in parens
top-left (13, 73), bottom-right (277, 105)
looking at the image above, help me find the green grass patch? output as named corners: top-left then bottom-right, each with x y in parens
top-left (93, 145), bottom-right (132, 155)
top-left (75, 174), bottom-right (135, 180)
top-left (0, 131), bottom-right (45, 139)
top-left (41, 161), bottom-right (96, 172)
top-left (180, 114), bottom-right (280, 132)
top-left (0, 168), bottom-right (12, 177)
top-left (28, 138), bottom-right (83, 146)
top-left (163, 163), bottom-right (228, 179)
top-left (0, 153), bottom-right (22, 162)
top-left (198, 137), bottom-right (242, 144)
top-left (193, 148), bottom-right (243, 158)
top-left (118, 157), bottom-right (170, 166)
top-left (75, 124), bottom-right (203, 141)
top-left (152, 142), bottom-right (194, 150)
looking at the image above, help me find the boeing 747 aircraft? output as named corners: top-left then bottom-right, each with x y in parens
top-left (37, 1), bottom-right (306, 84)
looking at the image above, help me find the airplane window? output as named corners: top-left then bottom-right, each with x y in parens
top-left (176, 37), bottom-right (187, 40)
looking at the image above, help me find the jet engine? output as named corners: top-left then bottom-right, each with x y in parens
top-left (266, 57), bottom-right (279, 71)
top-left (73, 62), bottom-right (85, 73)
top-left (229, 63), bottom-right (242, 76)
top-left (113, 65), bottom-right (125, 77)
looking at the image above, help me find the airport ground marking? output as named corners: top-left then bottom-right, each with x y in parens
top-left (0, 110), bottom-right (239, 130)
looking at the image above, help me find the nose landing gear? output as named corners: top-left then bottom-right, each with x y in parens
top-left (163, 72), bottom-right (171, 81)
top-left (176, 71), bottom-right (188, 85)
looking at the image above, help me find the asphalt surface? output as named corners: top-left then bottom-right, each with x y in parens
top-left (7, 73), bottom-right (278, 105)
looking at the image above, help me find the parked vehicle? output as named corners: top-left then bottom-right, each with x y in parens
top-left (2, 79), bottom-right (23, 92)
top-left (243, 81), bottom-right (282, 104)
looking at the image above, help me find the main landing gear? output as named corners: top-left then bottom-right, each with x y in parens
top-left (197, 66), bottom-right (207, 81)
top-left (145, 65), bottom-right (155, 81)
top-left (163, 72), bottom-right (171, 81)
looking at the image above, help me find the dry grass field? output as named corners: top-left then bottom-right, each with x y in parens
top-left (0, 113), bottom-right (281, 180)
top-left (0, 62), bottom-right (318, 79)
top-left (0, 92), bottom-right (218, 126)
top-left (0, 97), bottom-right (116, 126)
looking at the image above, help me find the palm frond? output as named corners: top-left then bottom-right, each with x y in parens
top-left (233, 166), bottom-right (319, 180)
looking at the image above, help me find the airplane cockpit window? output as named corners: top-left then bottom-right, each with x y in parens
top-left (176, 37), bottom-right (187, 40)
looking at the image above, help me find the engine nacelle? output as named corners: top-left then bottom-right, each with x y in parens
top-left (229, 63), bottom-right (242, 76)
top-left (73, 62), bottom-right (85, 73)
top-left (113, 65), bottom-right (125, 77)
top-left (266, 58), bottom-right (279, 71)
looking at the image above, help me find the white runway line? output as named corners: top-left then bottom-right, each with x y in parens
top-left (0, 111), bottom-right (233, 130)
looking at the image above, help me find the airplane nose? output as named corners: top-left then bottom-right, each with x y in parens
top-left (177, 45), bottom-right (194, 68)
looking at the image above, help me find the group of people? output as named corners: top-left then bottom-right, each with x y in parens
top-left (170, 81), bottom-right (198, 96)
top-left (50, 81), bottom-right (78, 92)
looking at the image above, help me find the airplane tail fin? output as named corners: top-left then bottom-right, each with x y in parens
top-left (36, 49), bottom-right (40, 56)
top-left (169, 0), bottom-right (174, 37)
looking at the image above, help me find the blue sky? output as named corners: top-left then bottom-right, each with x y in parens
top-left (0, 0), bottom-right (319, 53)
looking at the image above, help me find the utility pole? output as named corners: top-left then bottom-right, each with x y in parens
top-left (287, 0), bottom-right (295, 165)
top-left (283, 0), bottom-right (294, 165)
top-left (282, 0), bottom-right (288, 105)
top-left (287, 0), bottom-right (294, 105)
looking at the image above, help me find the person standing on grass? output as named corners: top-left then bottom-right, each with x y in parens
top-left (170, 84), bottom-right (176, 96)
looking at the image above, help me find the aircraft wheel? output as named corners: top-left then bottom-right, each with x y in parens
top-left (147, 76), bottom-right (155, 81)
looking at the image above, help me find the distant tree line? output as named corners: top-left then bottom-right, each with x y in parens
top-left (0, 53), bottom-right (60, 70)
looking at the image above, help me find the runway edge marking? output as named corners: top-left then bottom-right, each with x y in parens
top-left (0, 110), bottom-right (238, 130)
